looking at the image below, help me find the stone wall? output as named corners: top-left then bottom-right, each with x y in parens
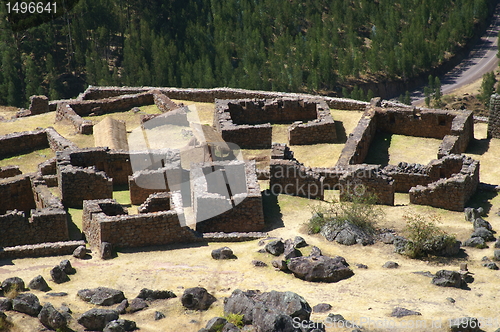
top-left (409, 156), bottom-right (480, 211)
top-left (55, 103), bottom-right (93, 134)
top-left (128, 168), bottom-right (173, 205)
top-left (58, 165), bottom-right (113, 208)
top-left (338, 166), bottom-right (395, 205)
top-left (0, 241), bottom-right (85, 260)
top-left (28, 95), bottom-right (49, 115)
top-left (269, 159), bottom-right (324, 200)
top-left (0, 175), bottom-right (36, 214)
top-left (192, 160), bottom-right (265, 233)
top-left (45, 127), bottom-right (79, 151)
top-left (152, 90), bottom-right (179, 112)
top-left (83, 198), bottom-right (199, 251)
top-left (0, 130), bottom-right (48, 158)
top-left (138, 192), bottom-right (171, 213)
top-left (93, 117), bottom-right (129, 151)
top-left (0, 166), bottom-right (22, 179)
top-left (488, 94), bottom-right (500, 138)
top-left (288, 100), bottom-right (337, 145)
top-left (336, 108), bottom-right (377, 166)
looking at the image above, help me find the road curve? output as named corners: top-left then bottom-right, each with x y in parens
top-left (411, 3), bottom-right (500, 105)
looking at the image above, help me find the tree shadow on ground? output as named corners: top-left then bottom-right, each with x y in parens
top-left (262, 190), bottom-right (284, 231)
top-left (334, 120), bottom-right (348, 143)
top-left (364, 132), bottom-right (392, 166)
top-left (466, 138), bottom-right (490, 155)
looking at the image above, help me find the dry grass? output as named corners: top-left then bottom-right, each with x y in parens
top-left (0, 148), bottom-right (54, 174)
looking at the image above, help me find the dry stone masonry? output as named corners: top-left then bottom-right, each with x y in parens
top-left (488, 94), bottom-right (500, 138)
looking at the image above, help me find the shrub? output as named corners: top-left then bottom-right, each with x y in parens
top-left (402, 213), bottom-right (456, 258)
top-left (225, 313), bottom-right (244, 328)
top-left (307, 194), bottom-right (383, 235)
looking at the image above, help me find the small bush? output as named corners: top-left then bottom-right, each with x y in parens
top-left (402, 213), bottom-right (456, 258)
top-left (225, 313), bottom-right (244, 328)
top-left (307, 194), bottom-right (383, 235)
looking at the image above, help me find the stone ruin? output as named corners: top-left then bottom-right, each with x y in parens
top-left (0, 86), bottom-right (488, 259)
top-left (488, 94), bottom-right (500, 138)
top-left (213, 98), bottom-right (337, 148)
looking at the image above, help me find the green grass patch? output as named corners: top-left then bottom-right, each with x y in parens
top-left (0, 148), bottom-right (54, 173)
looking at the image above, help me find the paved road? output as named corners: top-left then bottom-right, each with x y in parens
top-left (411, 3), bottom-right (500, 105)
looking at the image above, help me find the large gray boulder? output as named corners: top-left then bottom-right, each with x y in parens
top-left (50, 266), bottom-right (69, 284)
top-left (471, 227), bottom-right (495, 241)
top-left (431, 270), bottom-right (465, 288)
top-left (256, 291), bottom-right (311, 322)
top-left (1, 277), bottom-right (25, 294)
top-left (12, 293), bottom-right (42, 316)
top-left (77, 309), bottom-right (119, 331)
top-left (77, 287), bottom-right (126, 306)
top-left (320, 221), bottom-right (374, 246)
top-left (28, 275), bottom-right (50, 292)
top-left (211, 247), bottom-right (236, 260)
top-left (287, 256), bottom-right (354, 282)
top-left (181, 287), bottom-right (216, 311)
top-left (223, 289), bottom-right (258, 324)
top-left (136, 288), bottom-right (176, 301)
top-left (38, 303), bottom-right (67, 330)
top-left (265, 240), bottom-right (285, 256)
top-left (103, 319), bottom-right (136, 332)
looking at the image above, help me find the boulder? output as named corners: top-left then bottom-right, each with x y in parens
top-left (181, 287), bottom-right (216, 311)
top-left (211, 247), bottom-right (236, 260)
top-left (101, 242), bottom-right (113, 260)
top-left (293, 236), bottom-right (307, 248)
top-left (473, 218), bottom-right (492, 231)
top-left (104, 319), bottom-right (136, 332)
top-left (471, 227), bottom-right (495, 241)
top-left (378, 232), bottom-right (395, 244)
top-left (483, 262), bottom-right (499, 270)
top-left (77, 287), bottom-right (126, 306)
top-left (0, 312), bottom-right (7, 328)
top-left (12, 293), bottom-right (42, 316)
top-left (463, 237), bottom-right (486, 248)
top-left (77, 309), bottom-right (119, 331)
top-left (73, 245), bottom-right (88, 259)
top-left (1, 277), bottom-right (25, 294)
top-left (205, 317), bottom-right (227, 332)
top-left (390, 307), bottom-right (421, 318)
top-left (312, 303), bottom-right (332, 313)
top-left (283, 239), bottom-right (301, 260)
top-left (382, 261), bottom-right (399, 269)
top-left (0, 298), bottom-right (12, 311)
top-left (271, 260), bottom-right (288, 271)
top-left (38, 303), bottom-right (67, 330)
top-left (59, 260), bottom-right (76, 275)
top-left (431, 270), bottom-right (465, 288)
top-left (495, 239), bottom-right (500, 248)
top-left (50, 266), bottom-right (69, 284)
top-left (223, 289), bottom-right (258, 324)
top-left (136, 288), bottom-right (176, 301)
top-left (265, 240), bottom-right (285, 256)
top-left (154, 311), bottom-right (166, 320)
top-left (256, 290), bottom-right (312, 321)
top-left (309, 246), bottom-right (322, 257)
top-left (464, 207), bottom-right (481, 222)
top-left (221, 322), bottom-right (240, 332)
top-left (287, 255), bottom-right (354, 282)
top-left (28, 275), bottom-right (50, 292)
top-left (251, 305), bottom-right (297, 332)
top-left (128, 298), bottom-right (148, 313)
top-left (393, 236), bottom-right (409, 254)
top-left (320, 221), bottom-right (374, 246)
top-left (116, 299), bottom-right (128, 314)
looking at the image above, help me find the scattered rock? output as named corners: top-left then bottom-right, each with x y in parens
top-left (0, 298), bottom-right (12, 311)
top-left (313, 303), bottom-right (332, 313)
top-left (473, 218), bottom-right (492, 231)
top-left (463, 237), bottom-right (486, 248)
top-left (271, 260), bottom-right (288, 271)
top-left (464, 207), bottom-right (481, 222)
top-left (471, 227), bottom-right (495, 241)
top-left (101, 242), bottom-right (113, 260)
top-left (28, 275), bottom-right (50, 292)
top-left (73, 245), bottom-right (88, 259)
top-left (393, 236), bottom-right (409, 254)
top-left (59, 260), bottom-right (76, 275)
top-left (47, 292), bottom-right (68, 297)
top-left (321, 221), bottom-right (374, 246)
top-left (287, 255), bottom-right (354, 282)
top-left (116, 299), bottom-right (128, 314)
top-left (283, 239), bottom-right (301, 260)
top-left (432, 270), bottom-right (465, 288)
top-left (77, 287), bottom-right (126, 306)
top-left (495, 239), bottom-right (500, 248)
top-left (38, 302), bottom-right (67, 330)
top-left (223, 289), bottom-right (258, 324)
top-left (251, 260), bottom-right (268, 267)
top-left (211, 247), bottom-right (236, 260)
top-left (104, 319), bottom-right (136, 332)
top-left (1, 277), bottom-right (25, 294)
top-left (483, 262), bottom-right (499, 270)
top-left (77, 309), bottom-right (119, 331)
top-left (205, 317), bottom-right (227, 331)
top-left (128, 298), bottom-right (148, 313)
top-left (382, 261), bottom-right (399, 269)
top-left (154, 311), bottom-right (165, 320)
top-left (325, 313), bottom-right (358, 329)
top-left (356, 264), bottom-right (368, 269)
top-left (136, 288), bottom-right (176, 301)
top-left (265, 240), bottom-right (285, 256)
top-left (494, 250), bottom-right (500, 261)
top-left (181, 287), bottom-right (216, 311)
top-left (378, 232), bottom-right (395, 244)
top-left (391, 307), bottom-right (421, 318)
top-left (310, 246), bottom-right (322, 257)
top-left (221, 322), bottom-right (240, 332)
top-left (12, 293), bottom-right (42, 316)
top-left (50, 266), bottom-right (69, 284)
top-left (447, 297), bottom-right (456, 303)
top-left (293, 236), bottom-right (308, 248)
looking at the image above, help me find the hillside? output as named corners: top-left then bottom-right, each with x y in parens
top-left (0, 0), bottom-right (493, 107)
